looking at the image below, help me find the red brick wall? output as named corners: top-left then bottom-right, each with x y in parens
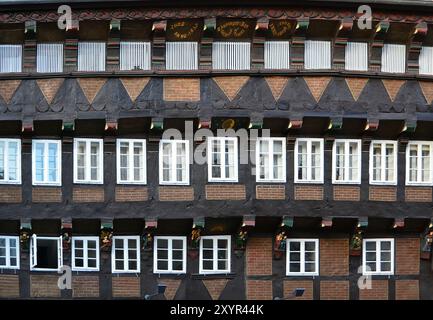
top-left (32, 187), bottom-right (62, 203)
top-left (115, 186), bottom-right (148, 202)
top-left (246, 237), bottom-right (273, 276)
top-left (162, 279), bottom-right (181, 300)
top-left (283, 280), bottom-right (314, 300)
top-left (72, 276), bottom-right (100, 298)
top-left (73, 187), bottom-right (105, 203)
top-left (213, 76), bottom-right (249, 101)
top-left (369, 186), bottom-right (397, 202)
top-left (246, 280), bottom-right (273, 300)
top-left (0, 275), bottom-right (20, 298)
top-left (320, 280), bottom-right (349, 300)
top-left (396, 238), bottom-right (420, 275)
top-left (333, 186), bottom-right (360, 201)
top-left (205, 185), bottom-right (246, 200)
top-left (202, 279), bottom-right (228, 300)
top-left (405, 187), bottom-right (432, 202)
top-left (395, 280), bottom-right (419, 300)
top-left (30, 275), bottom-right (61, 298)
top-left (159, 186), bottom-right (194, 201)
top-left (163, 78), bottom-right (200, 101)
top-left (112, 277), bottom-right (141, 298)
top-left (0, 186), bottom-right (22, 203)
top-left (294, 185), bottom-right (323, 200)
top-left (320, 239), bottom-right (349, 276)
top-left (255, 185), bottom-right (285, 200)
top-left (359, 280), bottom-right (388, 300)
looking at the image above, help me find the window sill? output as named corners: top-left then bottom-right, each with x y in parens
top-left (191, 273), bottom-right (236, 280)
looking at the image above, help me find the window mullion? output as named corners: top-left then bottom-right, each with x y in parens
top-left (128, 141), bottom-right (134, 182)
top-left (213, 239), bottom-right (218, 272)
top-left (376, 241), bottom-right (381, 273)
top-left (381, 144), bottom-right (386, 183)
top-left (83, 240), bottom-right (88, 269)
top-left (221, 140), bottom-right (226, 179)
top-left (345, 142), bottom-right (350, 182)
top-left (44, 142), bottom-right (49, 183)
top-left (300, 241), bottom-right (305, 274)
top-left (172, 142), bottom-right (177, 183)
top-left (418, 144), bottom-right (422, 183)
top-left (124, 239), bottom-right (129, 271)
top-left (4, 142), bottom-right (8, 182)
top-left (5, 238), bottom-right (10, 268)
top-left (269, 140), bottom-right (274, 180)
top-left (307, 141), bottom-right (312, 181)
top-left (86, 142), bottom-right (91, 182)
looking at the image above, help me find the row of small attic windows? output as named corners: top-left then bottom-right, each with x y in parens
top-left (0, 40), bottom-right (431, 74)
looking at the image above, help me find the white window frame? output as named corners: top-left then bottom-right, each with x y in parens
top-left (36, 43), bottom-right (64, 73)
top-left (332, 139), bottom-right (362, 184)
top-left (0, 44), bottom-right (22, 73)
top-left (111, 236), bottom-right (141, 274)
top-left (294, 138), bottom-right (324, 183)
top-left (405, 141), bottom-right (433, 186)
top-left (264, 41), bottom-right (290, 70)
top-left (286, 239), bottom-right (319, 276)
top-left (304, 40), bottom-right (331, 70)
top-left (212, 42), bottom-right (251, 70)
top-left (255, 137), bottom-right (286, 183)
top-left (0, 235), bottom-right (20, 270)
top-left (153, 236), bottom-right (187, 274)
top-left (362, 238), bottom-right (394, 276)
top-left (73, 138), bottom-right (104, 184)
top-left (199, 235), bottom-right (231, 275)
top-left (30, 234), bottom-right (63, 271)
top-left (166, 41), bottom-right (198, 70)
top-left (116, 139), bottom-right (147, 185)
top-left (71, 236), bottom-right (100, 272)
top-left (159, 139), bottom-right (190, 185)
top-left (32, 140), bottom-right (62, 186)
top-left (207, 137), bottom-right (238, 182)
top-left (345, 42), bottom-right (368, 71)
top-left (77, 41), bottom-right (106, 72)
top-left (0, 138), bottom-right (21, 185)
top-left (381, 44), bottom-right (406, 73)
top-left (369, 140), bottom-right (398, 185)
top-left (119, 41), bottom-right (151, 71)
top-left (419, 46), bottom-right (433, 75)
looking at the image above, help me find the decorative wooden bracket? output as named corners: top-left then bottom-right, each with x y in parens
top-left (328, 117), bottom-right (343, 130)
top-left (100, 218), bottom-right (113, 251)
top-left (105, 119), bottom-right (118, 133)
top-left (252, 17), bottom-right (269, 69)
top-left (61, 218), bottom-right (72, 252)
top-left (235, 215), bottom-right (256, 250)
top-left (393, 218), bottom-right (405, 229)
top-left (249, 116), bottom-right (263, 129)
top-left (369, 21), bottom-right (390, 71)
top-left (408, 22), bottom-right (428, 73)
top-left (150, 117), bottom-right (164, 131)
top-left (333, 18), bottom-right (353, 70)
top-left (357, 217), bottom-right (369, 228)
top-left (20, 218), bottom-right (32, 252)
top-left (401, 119), bottom-right (417, 133)
top-left (65, 21), bottom-right (79, 70)
top-left (291, 18), bottom-right (309, 69)
top-left (152, 20), bottom-right (167, 70)
top-left (143, 217), bottom-right (158, 250)
top-left (321, 216), bottom-right (333, 228)
top-left (288, 118), bottom-right (303, 130)
top-left (24, 21), bottom-right (37, 71)
top-left (107, 19), bottom-right (121, 69)
top-left (365, 118), bottom-right (379, 131)
top-left (22, 118), bottom-right (34, 133)
top-left (62, 119), bottom-right (75, 133)
top-left (198, 118), bottom-right (211, 129)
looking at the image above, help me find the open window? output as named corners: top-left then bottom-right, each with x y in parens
top-left (30, 234), bottom-right (63, 271)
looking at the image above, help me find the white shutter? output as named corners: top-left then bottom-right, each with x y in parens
top-left (77, 42), bottom-right (106, 71)
top-left (212, 42), bottom-right (251, 70)
top-left (120, 41), bottom-right (151, 70)
top-left (345, 42), bottom-right (368, 71)
top-left (419, 46), bottom-right (433, 75)
top-left (264, 41), bottom-right (290, 69)
top-left (304, 40), bottom-right (331, 70)
top-left (30, 234), bottom-right (37, 268)
top-left (0, 45), bottom-right (22, 73)
top-left (36, 43), bottom-right (63, 73)
top-left (57, 236), bottom-right (63, 269)
top-left (381, 44), bottom-right (406, 73)
top-left (166, 42), bottom-right (198, 70)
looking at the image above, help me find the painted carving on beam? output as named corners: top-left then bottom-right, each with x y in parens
top-left (166, 20), bottom-right (203, 41)
top-left (268, 20), bottom-right (294, 39)
top-left (216, 19), bottom-right (255, 39)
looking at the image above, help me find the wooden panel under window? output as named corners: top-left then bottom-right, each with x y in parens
top-left (120, 20), bottom-right (152, 41)
top-left (0, 23), bottom-right (24, 44)
top-left (79, 21), bottom-right (109, 41)
top-left (37, 22), bottom-right (65, 42)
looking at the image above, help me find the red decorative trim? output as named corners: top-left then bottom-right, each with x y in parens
top-left (1, 8), bottom-right (433, 24)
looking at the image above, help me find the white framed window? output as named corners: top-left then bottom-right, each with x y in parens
top-left (199, 235), bottom-right (231, 274)
top-left (159, 140), bottom-right (189, 185)
top-left (406, 141), bottom-right (433, 186)
top-left (77, 42), bottom-right (106, 72)
top-left (208, 137), bottom-right (238, 182)
top-left (120, 41), bottom-right (151, 71)
top-left (304, 40), bottom-right (331, 70)
top-left (332, 139), bottom-right (362, 184)
top-left (256, 137), bottom-right (286, 182)
top-left (30, 235), bottom-right (63, 271)
top-left (72, 236), bottom-right (99, 271)
top-left (166, 42), bottom-right (198, 70)
top-left (116, 139), bottom-right (146, 185)
top-left (212, 42), bottom-right (250, 70)
top-left (0, 235), bottom-right (19, 269)
top-left (264, 41), bottom-right (290, 69)
top-left (345, 42), bottom-right (368, 71)
top-left (32, 140), bottom-right (61, 186)
top-left (369, 140), bottom-right (397, 185)
top-left (294, 138), bottom-right (324, 183)
top-left (0, 139), bottom-right (21, 184)
top-left (0, 45), bottom-right (22, 73)
top-left (36, 43), bottom-right (63, 73)
top-left (73, 138), bottom-right (104, 184)
top-left (286, 239), bottom-right (319, 276)
top-left (112, 236), bottom-right (140, 273)
top-left (153, 236), bottom-right (187, 274)
top-left (362, 238), bottom-right (394, 275)
top-left (381, 44), bottom-right (406, 73)
top-left (419, 46), bottom-right (433, 75)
